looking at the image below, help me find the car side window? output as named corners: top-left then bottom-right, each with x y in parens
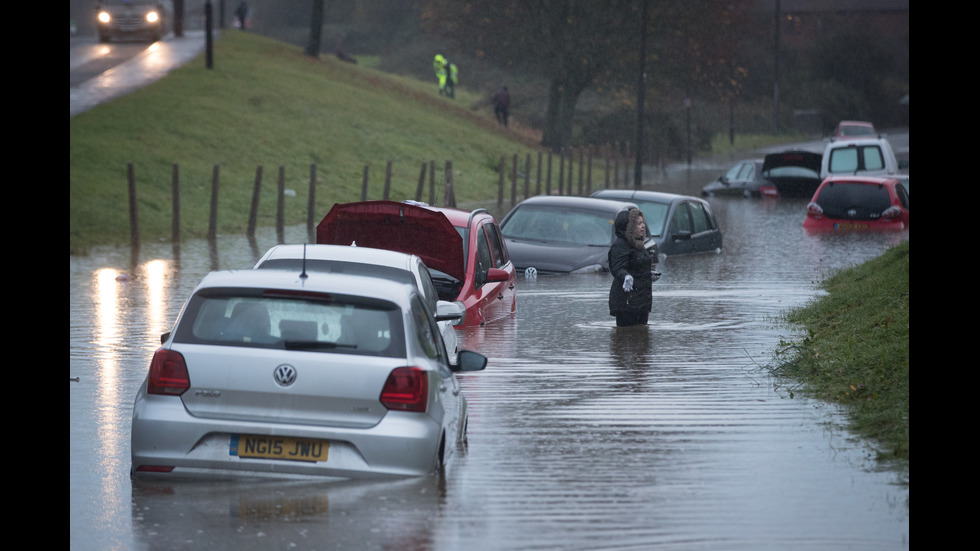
top-left (416, 264), bottom-right (440, 313)
top-left (689, 202), bottom-right (711, 234)
top-left (670, 204), bottom-right (691, 235)
top-left (484, 223), bottom-right (506, 268)
top-left (895, 183), bottom-right (909, 210)
top-left (737, 163), bottom-right (753, 180)
top-left (476, 227), bottom-right (493, 281)
top-left (411, 296), bottom-right (449, 367)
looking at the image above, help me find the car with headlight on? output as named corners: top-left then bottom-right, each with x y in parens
top-left (803, 176), bottom-right (909, 232)
top-left (130, 269), bottom-right (488, 480)
top-left (96, 0), bottom-right (168, 43)
top-left (498, 195), bottom-right (651, 274)
top-left (253, 243), bottom-right (463, 364)
top-left (317, 200), bottom-right (516, 327)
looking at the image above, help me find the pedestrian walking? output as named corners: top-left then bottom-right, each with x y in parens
top-left (608, 207), bottom-right (659, 327)
top-left (493, 85), bottom-right (510, 126)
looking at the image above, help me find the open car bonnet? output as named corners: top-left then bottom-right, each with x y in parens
top-left (317, 201), bottom-right (465, 282)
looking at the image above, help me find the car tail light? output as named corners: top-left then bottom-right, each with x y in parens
top-left (880, 206), bottom-right (901, 220)
top-left (806, 202), bottom-right (823, 217)
top-left (380, 367), bottom-right (428, 412)
top-left (147, 348), bottom-right (190, 396)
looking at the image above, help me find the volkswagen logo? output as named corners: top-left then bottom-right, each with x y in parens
top-left (274, 364), bottom-right (297, 387)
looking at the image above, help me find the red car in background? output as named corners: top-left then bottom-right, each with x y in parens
top-left (803, 176), bottom-right (909, 232)
top-left (317, 201), bottom-right (517, 327)
top-left (834, 120), bottom-right (878, 140)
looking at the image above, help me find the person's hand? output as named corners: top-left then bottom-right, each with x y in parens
top-left (650, 270), bottom-right (661, 282)
top-left (623, 274), bottom-right (634, 292)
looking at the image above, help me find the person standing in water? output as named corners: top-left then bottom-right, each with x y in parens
top-left (608, 207), bottom-right (659, 327)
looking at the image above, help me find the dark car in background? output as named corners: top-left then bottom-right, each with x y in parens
top-left (96, 0), bottom-right (169, 42)
top-left (702, 158), bottom-right (767, 198)
top-left (591, 190), bottom-right (722, 257)
top-left (803, 176), bottom-right (909, 232)
top-left (499, 195), bottom-right (649, 274)
top-left (759, 150), bottom-right (824, 198)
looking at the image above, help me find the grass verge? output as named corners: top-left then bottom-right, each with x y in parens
top-left (769, 240), bottom-right (909, 466)
top-left (70, 31), bottom-right (543, 255)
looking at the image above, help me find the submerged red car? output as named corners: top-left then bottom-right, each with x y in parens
top-left (317, 201), bottom-right (517, 327)
top-left (803, 176), bottom-right (909, 232)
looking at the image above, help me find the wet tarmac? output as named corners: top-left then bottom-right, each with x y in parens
top-left (70, 31), bottom-right (207, 117)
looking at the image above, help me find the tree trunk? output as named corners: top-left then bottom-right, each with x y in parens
top-left (305, 0), bottom-right (324, 58)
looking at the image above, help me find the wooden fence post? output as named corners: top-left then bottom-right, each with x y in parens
top-left (276, 165), bottom-right (285, 244)
top-left (127, 163), bottom-right (140, 248)
top-left (361, 165), bottom-right (369, 201)
top-left (171, 163), bottom-right (180, 245)
top-left (536, 151), bottom-right (543, 196)
top-left (383, 160), bottom-right (393, 200)
top-left (497, 155), bottom-right (505, 207)
top-left (428, 160), bottom-right (436, 205)
top-left (510, 153), bottom-right (518, 206)
top-left (586, 146), bottom-right (593, 195)
top-left (307, 163), bottom-right (317, 243)
top-left (208, 164), bottom-right (219, 242)
top-left (416, 161), bottom-right (427, 202)
top-left (524, 153), bottom-right (531, 200)
top-left (577, 147), bottom-right (584, 196)
top-left (247, 165), bottom-right (262, 238)
top-left (443, 160), bottom-right (455, 207)
top-left (559, 149), bottom-right (566, 195)
top-left (546, 151), bottom-right (553, 195)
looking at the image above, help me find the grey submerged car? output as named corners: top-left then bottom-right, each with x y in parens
top-left (130, 269), bottom-right (487, 480)
top-left (591, 190), bottom-right (722, 257)
top-left (498, 195), bottom-right (654, 274)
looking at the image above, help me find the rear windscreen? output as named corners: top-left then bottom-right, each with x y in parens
top-left (175, 289), bottom-right (405, 358)
top-left (816, 183), bottom-right (892, 220)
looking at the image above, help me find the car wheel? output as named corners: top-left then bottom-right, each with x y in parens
top-left (436, 433), bottom-right (447, 470)
top-left (743, 189), bottom-right (753, 198)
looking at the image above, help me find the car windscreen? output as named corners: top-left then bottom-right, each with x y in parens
top-left (174, 288), bottom-right (406, 358)
top-left (502, 205), bottom-right (616, 246)
top-left (815, 183), bottom-right (893, 220)
top-left (828, 145), bottom-right (885, 174)
top-left (632, 201), bottom-right (670, 238)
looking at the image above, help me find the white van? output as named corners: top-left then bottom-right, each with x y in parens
top-left (821, 137), bottom-right (900, 179)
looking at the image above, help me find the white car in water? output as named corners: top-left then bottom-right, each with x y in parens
top-left (130, 269), bottom-right (487, 480)
top-left (253, 244), bottom-right (464, 364)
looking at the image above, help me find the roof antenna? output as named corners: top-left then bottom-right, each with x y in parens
top-left (300, 243), bottom-right (309, 279)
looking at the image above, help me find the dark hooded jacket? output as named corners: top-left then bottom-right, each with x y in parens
top-left (608, 208), bottom-right (654, 316)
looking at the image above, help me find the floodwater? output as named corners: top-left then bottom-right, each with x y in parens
top-left (69, 162), bottom-right (909, 550)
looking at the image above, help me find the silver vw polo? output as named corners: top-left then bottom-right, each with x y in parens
top-left (130, 269), bottom-right (487, 480)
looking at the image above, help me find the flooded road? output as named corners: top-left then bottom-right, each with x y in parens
top-left (70, 162), bottom-right (909, 550)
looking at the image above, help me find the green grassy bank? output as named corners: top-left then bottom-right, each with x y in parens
top-left (70, 31), bottom-right (543, 255)
top-left (771, 241), bottom-right (909, 465)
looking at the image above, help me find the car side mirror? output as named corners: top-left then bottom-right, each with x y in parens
top-left (453, 349), bottom-right (488, 372)
top-left (160, 331), bottom-right (171, 344)
top-left (486, 267), bottom-right (509, 283)
top-left (435, 300), bottom-right (465, 325)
